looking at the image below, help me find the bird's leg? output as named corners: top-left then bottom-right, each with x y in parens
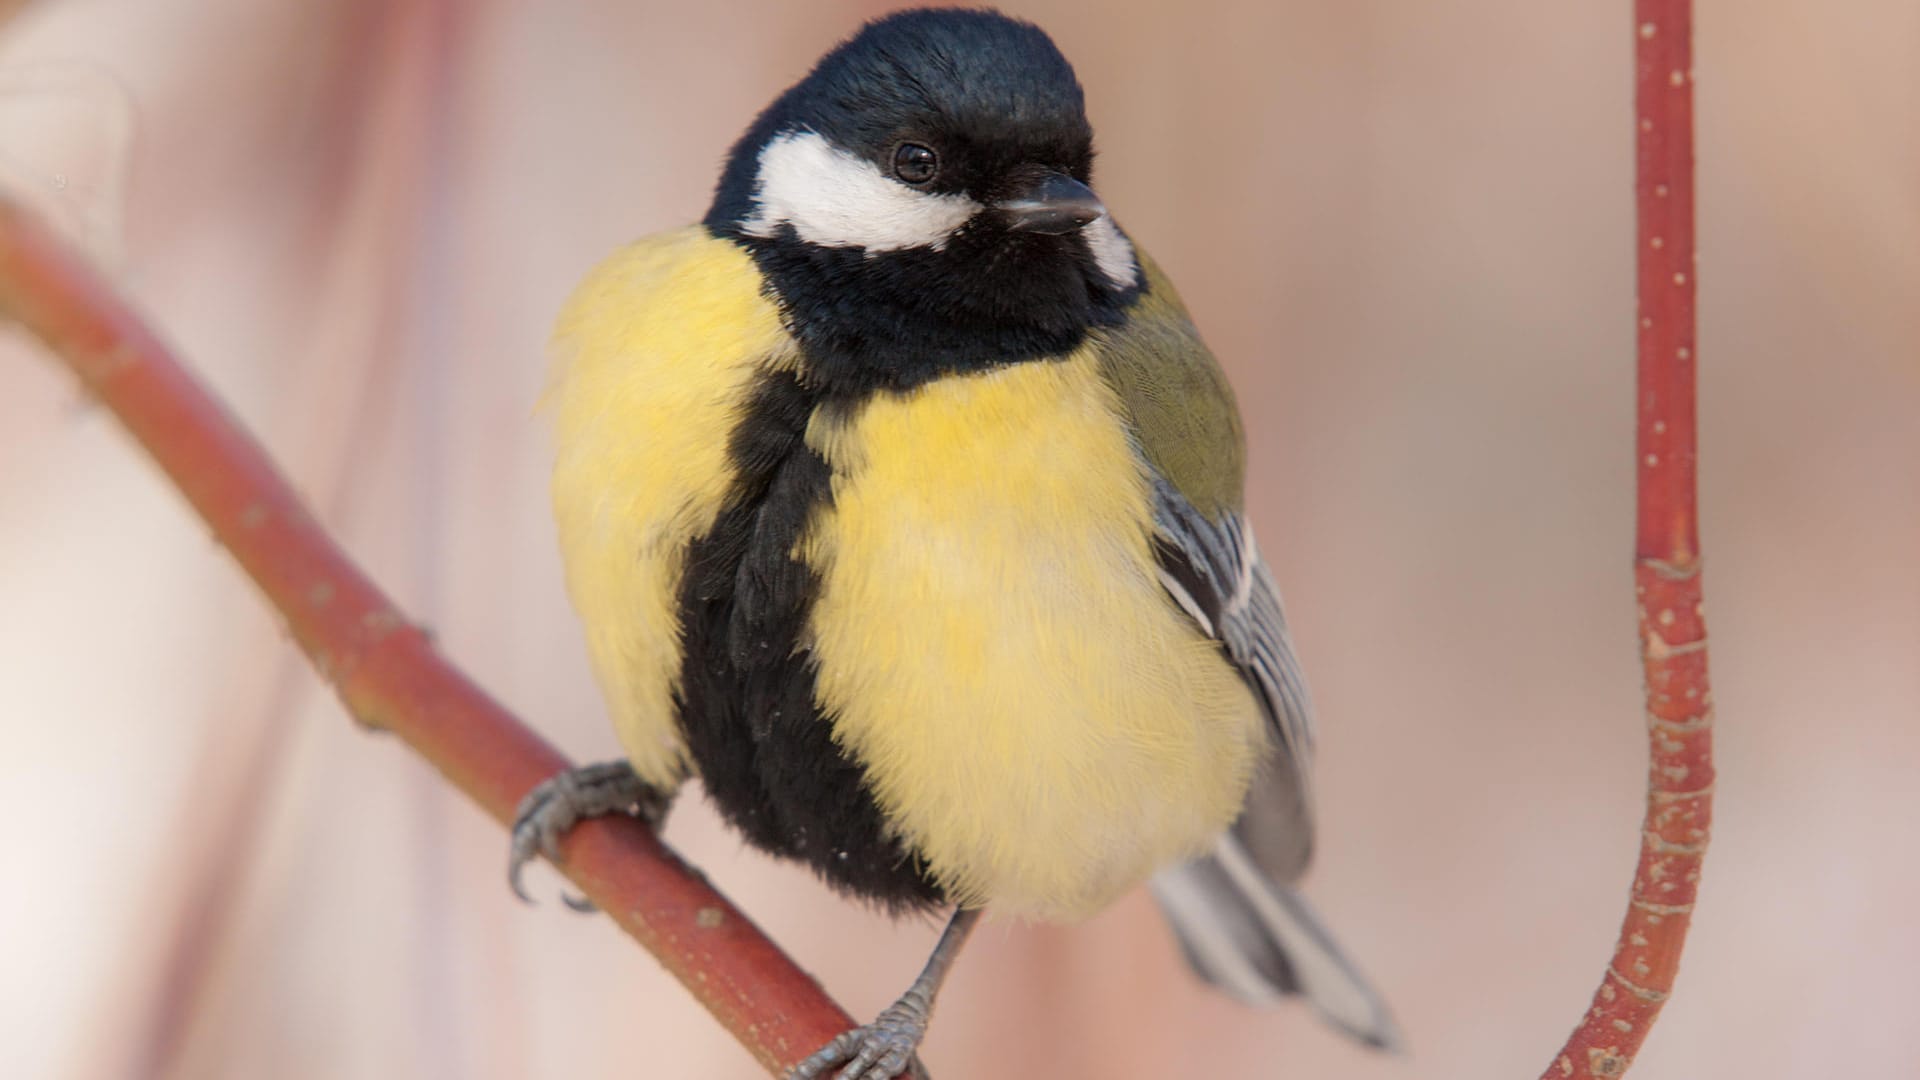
top-left (788, 907), bottom-right (983, 1080)
top-left (507, 760), bottom-right (673, 909)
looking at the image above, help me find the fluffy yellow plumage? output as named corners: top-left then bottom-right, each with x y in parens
top-left (546, 228), bottom-right (796, 789)
top-left (802, 349), bottom-right (1264, 920)
top-left (548, 228), bottom-right (1264, 921)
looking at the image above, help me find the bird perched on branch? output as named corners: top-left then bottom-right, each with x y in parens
top-left (515, 8), bottom-right (1399, 1077)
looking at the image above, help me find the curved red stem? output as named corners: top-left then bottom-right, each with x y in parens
top-left (1540, 4), bottom-right (1716, 1076)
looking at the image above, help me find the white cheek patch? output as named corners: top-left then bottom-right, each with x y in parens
top-left (1082, 214), bottom-right (1140, 290)
top-left (740, 130), bottom-right (981, 252)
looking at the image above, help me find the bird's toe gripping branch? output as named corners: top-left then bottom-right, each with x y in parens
top-left (509, 760), bottom-right (673, 909)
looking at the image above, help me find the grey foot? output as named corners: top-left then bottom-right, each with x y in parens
top-left (508, 760), bottom-right (670, 908)
top-left (787, 1000), bottom-right (930, 1080)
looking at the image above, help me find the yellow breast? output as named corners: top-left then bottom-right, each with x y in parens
top-left (800, 349), bottom-right (1267, 921)
top-left (545, 227), bottom-right (797, 787)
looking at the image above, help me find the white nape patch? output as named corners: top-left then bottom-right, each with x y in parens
top-left (740, 130), bottom-right (981, 252)
top-left (1083, 214), bottom-right (1140, 290)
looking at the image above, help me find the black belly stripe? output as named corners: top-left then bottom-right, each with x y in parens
top-left (672, 367), bottom-right (946, 911)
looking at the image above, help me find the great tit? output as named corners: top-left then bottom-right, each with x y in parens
top-left (513, 8), bottom-right (1400, 1077)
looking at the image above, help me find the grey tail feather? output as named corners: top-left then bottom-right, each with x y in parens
top-left (1150, 836), bottom-right (1404, 1053)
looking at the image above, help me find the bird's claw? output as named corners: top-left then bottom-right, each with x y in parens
top-left (507, 760), bottom-right (669, 908)
top-left (787, 1000), bottom-right (931, 1080)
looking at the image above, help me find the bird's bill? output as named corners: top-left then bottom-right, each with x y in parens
top-left (993, 171), bottom-right (1105, 234)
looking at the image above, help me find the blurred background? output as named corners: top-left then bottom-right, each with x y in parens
top-left (1, 1), bottom-right (1915, 1077)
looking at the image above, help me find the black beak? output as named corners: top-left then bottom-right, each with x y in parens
top-left (994, 172), bottom-right (1106, 235)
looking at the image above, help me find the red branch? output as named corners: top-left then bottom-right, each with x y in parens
top-left (1541, 4), bottom-right (1715, 1077)
top-left (0, 199), bottom-right (857, 1075)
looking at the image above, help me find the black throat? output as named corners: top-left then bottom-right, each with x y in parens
top-left (708, 221), bottom-right (1134, 395)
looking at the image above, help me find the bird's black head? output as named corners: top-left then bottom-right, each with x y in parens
top-left (705, 8), bottom-right (1142, 393)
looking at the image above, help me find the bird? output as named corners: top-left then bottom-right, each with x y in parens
top-left (512, 8), bottom-right (1400, 1078)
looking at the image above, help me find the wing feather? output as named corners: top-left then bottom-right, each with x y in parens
top-left (1148, 475), bottom-right (1318, 883)
top-left (1090, 246), bottom-right (1320, 885)
top-left (1098, 248), bottom-right (1395, 1043)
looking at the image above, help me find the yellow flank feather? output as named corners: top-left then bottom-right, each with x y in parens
top-left (545, 227), bottom-right (797, 788)
top-left (801, 349), bottom-right (1268, 922)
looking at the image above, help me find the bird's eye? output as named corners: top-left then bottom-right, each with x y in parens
top-left (892, 143), bottom-right (938, 185)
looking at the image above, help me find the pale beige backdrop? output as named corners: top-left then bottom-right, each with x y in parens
top-left (2, 2), bottom-right (1915, 1078)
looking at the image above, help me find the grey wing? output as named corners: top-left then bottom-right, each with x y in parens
top-left (1149, 474), bottom-right (1317, 884)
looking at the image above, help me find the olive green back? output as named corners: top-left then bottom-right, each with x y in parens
top-left (1089, 251), bottom-right (1247, 517)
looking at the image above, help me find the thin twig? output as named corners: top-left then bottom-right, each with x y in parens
top-left (0, 197), bottom-right (857, 1076)
top-left (1540, 4), bottom-right (1715, 1077)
